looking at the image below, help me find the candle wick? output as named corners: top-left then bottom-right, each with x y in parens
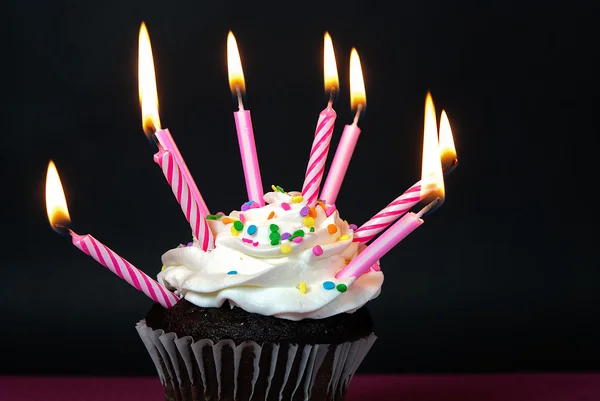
top-left (352, 105), bottom-right (363, 125)
top-left (236, 86), bottom-right (244, 110)
top-left (327, 88), bottom-right (336, 106)
top-left (416, 197), bottom-right (443, 218)
top-left (53, 223), bottom-right (73, 237)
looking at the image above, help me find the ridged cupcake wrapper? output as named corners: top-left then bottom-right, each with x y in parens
top-left (136, 320), bottom-right (376, 401)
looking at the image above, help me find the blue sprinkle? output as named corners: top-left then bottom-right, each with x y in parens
top-left (247, 224), bottom-right (258, 235)
top-left (323, 281), bottom-right (335, 290)
top-left (227, 270), bottom-right (238, 275)
top-left (247, 200), bottom-right (255, 205)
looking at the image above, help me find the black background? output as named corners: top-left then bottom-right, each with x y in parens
top-left (4, 0), bottom-right (598, 376)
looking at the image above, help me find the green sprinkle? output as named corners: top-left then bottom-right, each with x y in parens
top-left (336, 283), bottom-right (348, 293)
top-left (233, 221), bottom-right (244, 231)
top-left (276, 185), bottom-right (285, 193)
top-left (216, 213), bottom-right (224, 218)
top-left (269, 232), bottom-right (281, 241)
top-left (292, 229), bottom-right (305, 238)
top-left (269, 224), bottom-right (279, 232)
top-left (270, 239), bottom-right (280, 245)
top-left (206, 214), bottom-right (218, 220)
top-left (310, 227), bottom-right (315, 232)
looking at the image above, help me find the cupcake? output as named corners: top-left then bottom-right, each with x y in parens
top-left (137, 188), bottom-right (383, 400)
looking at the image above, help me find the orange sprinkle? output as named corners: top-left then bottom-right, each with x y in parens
top-left (309, 207), bottom-right (317, 218)
top-left (327, 224), bottom-right (338, 234)
top-left (222, 217), bottom-right (232, 224)
top-left (268, 211), bottom-right (275, 220)
top-left (317, 201), bottom-right (326, 211)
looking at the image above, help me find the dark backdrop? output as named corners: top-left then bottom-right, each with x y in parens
top-left (4, 0), bottom-right (598, 375)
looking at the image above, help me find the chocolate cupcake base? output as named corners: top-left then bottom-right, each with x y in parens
top-left (136, 320), bottom-right (376, 401)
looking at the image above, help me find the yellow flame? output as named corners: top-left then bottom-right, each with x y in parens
top-left (439, 110), bottom-right (457, 169)
top-left (323, 32), bottom-right (339, 94)
top-left (138, 21), bottom-right (161, 134)
top-left (227, 31), bottom-right (246, 95)
top-left (420, 92), bottom-right (445, 200)
top-left (349, 48), bottom-right (366, 112)
top-left (45, 160), bottom-right (71, 229)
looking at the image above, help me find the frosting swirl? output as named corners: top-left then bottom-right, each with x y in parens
top-left (158, 190), bottom-right (383, 320)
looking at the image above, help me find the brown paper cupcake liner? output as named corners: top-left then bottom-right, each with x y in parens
top-left (136, 320), bottom-right (376, 401)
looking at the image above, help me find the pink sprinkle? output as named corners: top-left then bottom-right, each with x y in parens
top-left (239, 214), bottom-right (246, 224)
top-left (253, 241), bottom-right (259, 247)
top-left (325, 206), bottom-right (336, 217)
top-left (281, 202), bottom-right (291, 211)
top-left (242, 238), bottom-right (253, 243)
top-left (250, 202), bottom-right (261, 209)
top-left (371, 262), bottom-right (381, 272)
top-left (349, 223), bottom-right (358, 230)
top-left (312, 245), bottom-right (323, 256)
top-left (292, 236), bottom-right (303, 243)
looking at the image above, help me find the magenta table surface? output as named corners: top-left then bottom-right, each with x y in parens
top-left (1, 373), bottom-right (599, 401)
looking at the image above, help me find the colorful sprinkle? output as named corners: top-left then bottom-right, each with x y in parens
top-left (310, 227), bottom-right (315, 232)
top-left (371, 263), bottom-right (381, 272)
top-left (230, 226), bottom-right (240, 236)
top-left (300, 206), bottom-right (310, 217)
top-left (317, 201), bottom-right (326, 211)
top-left (239, 214), bottom-right (246, 224)
top-left (323, 281), bottom-right (335, 290)
top-left (247, 224), bottom-right (257, 235)
top-left (187, 242), bottom-right (193, 247)
top-left (336, 283), bottom-right (348, 293)
top-left (269, 224), bottom-right (279, 232)
top-left (206, 214), bottom-right (218, 220)
top-left (292, 195), bottom-right (304, 203)
top-left (281, 202), bottom-right (291, 211)
top-left (271, 184), bottom-right (278, 192)
top-left (276, 185), bottom-right (285, 193)
top-left (312, 245), bottom-right (323, 256)
top-left (303, 216), bottom-right (315, 227)
top-left (339, 234), bottom-right (350, 241)
top-left (233, 220), bottom-right (244, 231)
top-left (242, 238), bottom-right (253, 243)
top-left (327, 224), bottom-right (338, 234)
top-left (222, 217), bottom-right (232, 224)
top-left (292, 236), bottom-right (303, 243)
top-left (299, 281), bottom-right (307, 294)
top-left (292, 229), bottom-right (305, 238)
top-left (227, 270), bottom-right (238, 275)
top-left (309, 207), bottom-right (317, 218)
top-left (253, 241), bottom-right (259, 247)
top-left (178, 243), bottom-right (185, 248)
top-left (161, 265), bottom-right (165, 271)
top-left (268, 211), bottom-right (275, 219)
top-left (281, 232), bottom-right (291, 240)
top-left (349, 223), bottom-right (358, 230)
top-left (269, 232), bottom-right (281, 241)
top-left (241, 203), bottom-right (251, 211)
top-left (250, 202), bottom-right (261, 209)
top-left (280, 243), bottom-right (292, 254)
top-left (325, 206), bottom-right (336, 217)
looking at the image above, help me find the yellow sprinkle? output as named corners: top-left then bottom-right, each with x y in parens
top-left (292, 195), bottom-right (304, 203)
top-left (271, 184), bottom-right (278, 192)
top-left (303, 216), bottom-right (315, 227)
top-left (280, 243), bottom-right (292, 254)
top-left (299, 281), bottom-right (307, 294)
top-left (339, 234), bottom-right (350, 241)
top-left (161, 265), bottom-right (165, 271)
top-left (230, 226), bottom-right (240, 236)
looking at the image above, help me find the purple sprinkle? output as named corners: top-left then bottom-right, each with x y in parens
top-left (281, 202), bottom-right (291, 211)
top-left (300, 206), bottom-right (310, 217)
top-left (281, 232), bottom-right (291, 240)
top-left (187, 242), bottom-right (193, 247)
top-left (292, 236), bottom-right (303, 243)
top-left (242, 238), bottom-right (253, 243)
top-left (349, 223), bottom-right (358, 230)
top-left (241, 203), bottom-right (251, 211)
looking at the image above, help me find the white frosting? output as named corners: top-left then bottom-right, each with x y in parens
top-left (158, 190), bottom-right (384, 320)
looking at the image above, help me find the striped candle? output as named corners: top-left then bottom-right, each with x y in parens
top-left (301, 105), bottom-right (336, 206)
top-left (71, 232), bottom-right (179, 308)
top-left (154, 150), bottom-right (214, 251)
top-left (353, 181), bottom-right (423, 243)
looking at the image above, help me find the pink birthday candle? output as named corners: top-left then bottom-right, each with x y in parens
top-left (154, 150), bottom-right (214, 251)
top-left (138, 22), bottom-right (210, 217)
top-left (228, 32), bottom-right (264, 206)
top-left (320, 48), bottom-right (366, 205)
top-left (301, 32), bottom-right (339, 207)
top-left (45, 160), bottom-right (179, 308)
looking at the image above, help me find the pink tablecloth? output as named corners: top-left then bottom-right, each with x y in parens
top-left (1, 373), bottom-right (599, 401)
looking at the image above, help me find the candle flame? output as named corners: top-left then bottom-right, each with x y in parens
top-left (323, 32), bottom-right (339, 97)
top-left (138, 21), bottom-right (162, 136)
top-left (45, 160), bottom-right (71, 233)
top-left (227, 31), bottom-right (246, 96)
top-left (439, 110), bottom-right (458, 170)
top-left (349, 48), bottom-right (366, 113)
top-left (420, 92), bottom-right (445, 201)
